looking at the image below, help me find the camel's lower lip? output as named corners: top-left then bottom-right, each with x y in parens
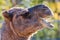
top-left (49, 23), bottom-right (54, 27)
top-left (40, 18), bottom-right (54, 28)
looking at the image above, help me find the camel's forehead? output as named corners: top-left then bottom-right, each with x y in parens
top-left (36, 5), bottom-right (49, 9)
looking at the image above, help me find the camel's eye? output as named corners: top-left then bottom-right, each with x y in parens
top-left (21, 12), bottom-right (32, 19)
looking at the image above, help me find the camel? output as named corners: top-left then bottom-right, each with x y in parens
top-left (1, 5), bottom-right (54, 40)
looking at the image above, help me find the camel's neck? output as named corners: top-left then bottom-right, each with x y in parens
top-left (2, 32), bottom-right (28, 40)
top-left (12, 37), bottom-right (28, 40)
top-left (1, 22), bottom-right (29, 40)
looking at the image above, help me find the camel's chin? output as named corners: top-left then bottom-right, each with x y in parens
top-left (28, 30), bottom-right (39, 40)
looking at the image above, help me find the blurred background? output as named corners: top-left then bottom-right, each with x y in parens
top-left (0, 0), bottom-right (60, 40)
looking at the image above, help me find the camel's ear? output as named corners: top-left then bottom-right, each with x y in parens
top-left (3, 10), bottom-right (13, 21)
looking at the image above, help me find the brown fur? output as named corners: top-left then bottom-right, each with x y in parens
top-left (1, 5), bottom-right (53, 40)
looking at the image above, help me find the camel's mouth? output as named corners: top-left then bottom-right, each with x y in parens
top-left (40, 18), bottom-right (54, 29)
